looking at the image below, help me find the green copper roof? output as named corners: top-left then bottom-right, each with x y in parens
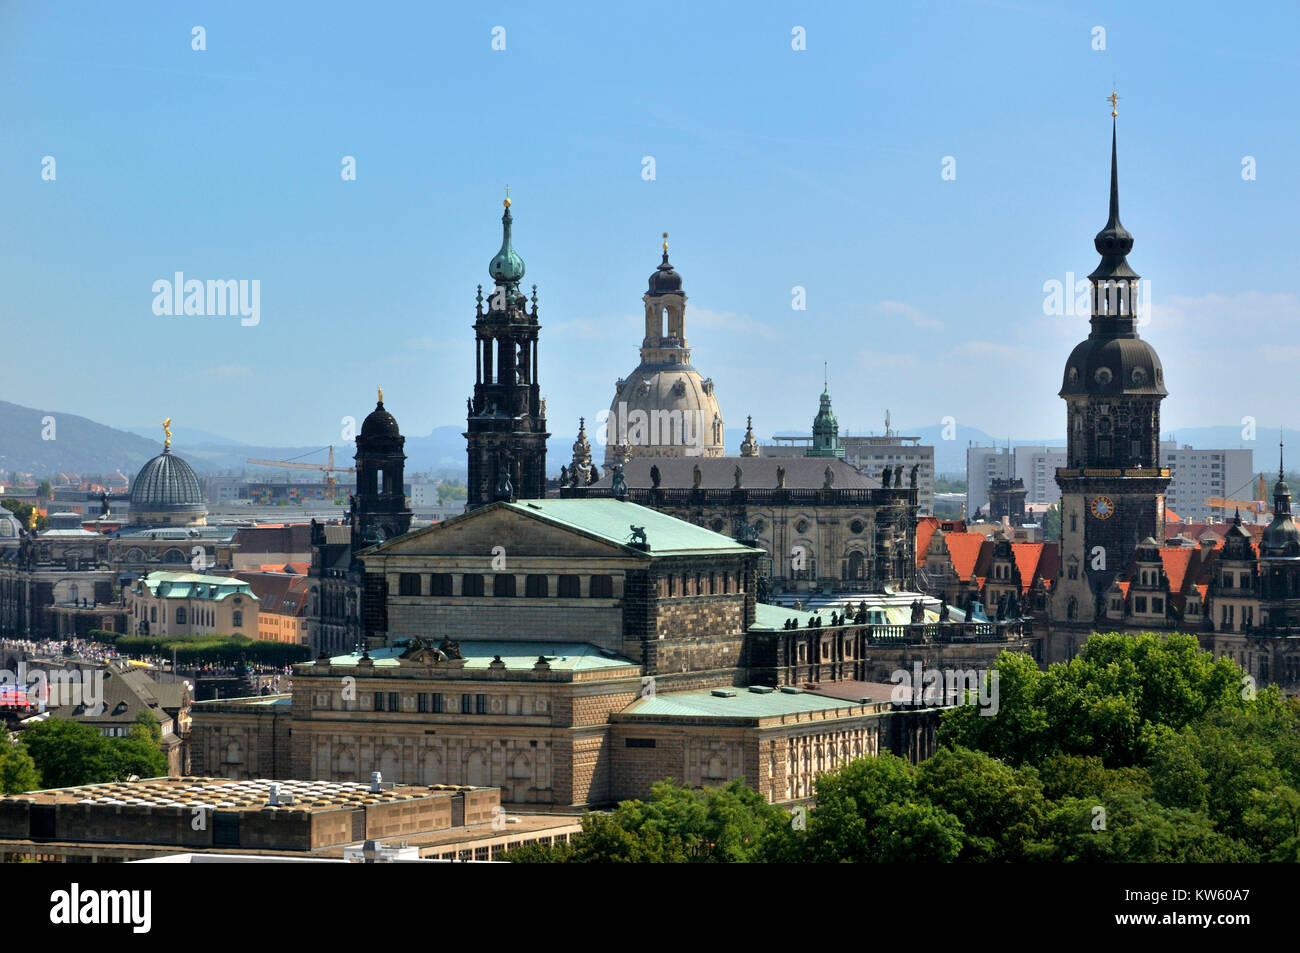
top-left (137, 571), bottom-right (257, 602)
top-left (620, 686), bottom-right (866, 720)
top-left (488, 200), bottom-right (525, 292)
top-left (750, 602), bottom-right (828, 631)
top-left (503, 499), bottom-right (753, 555)
top-left (808, 389), bottom-right (845, 457)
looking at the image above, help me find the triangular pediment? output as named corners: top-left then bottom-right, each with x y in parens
top-left (363, 503), bottom-right (638, 559)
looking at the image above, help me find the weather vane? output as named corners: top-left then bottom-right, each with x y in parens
top-left (157, 417), bottom-right (172, 451)
top-left (1107, 90), bottom-right (1119, 118)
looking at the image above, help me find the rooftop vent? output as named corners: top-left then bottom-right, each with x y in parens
top-left (779, 686), bottom-right (803, 695)
top-left (748, 685), bottom-right (774, 694)
top-left (710, 688), bottom-right (737, 698)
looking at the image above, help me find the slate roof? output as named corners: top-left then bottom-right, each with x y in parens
top-left (231, 524), bottom-right (314, 554)
top-left (501, 499), bottom-right (754, 556)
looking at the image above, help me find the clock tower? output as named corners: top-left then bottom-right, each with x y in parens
top-left (1051, 104), bottom-right (1170, 628)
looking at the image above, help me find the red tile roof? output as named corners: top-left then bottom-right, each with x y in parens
top-left (1158, 548), bottom-right (1196, 594)
top-left (1011, 543), bottom-right (1046, 594)
top-left (945, 533), bottom-right (987, 581)
top-left (916, 517), bottom-right (940, 569)
top-left (1116, 581), bottom-right (1131, 598)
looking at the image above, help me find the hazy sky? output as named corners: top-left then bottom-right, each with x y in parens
top-left (2, 1), bottom-right (1297, 449)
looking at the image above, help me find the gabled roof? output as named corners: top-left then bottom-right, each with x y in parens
top-left (944, 533), bottom-right (987, 581)
top-left (1158, 548), bottom-right (1196, 594)
top-left (365, 499), bottom-right (755, 559)
top-left (916, 517), bottom-right (940, 569)
top-left (1011, 543), bottom-right (1045, 593)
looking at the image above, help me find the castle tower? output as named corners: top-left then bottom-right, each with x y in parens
top-left (465, 193), bottom-right (549, 509)
top-left (1052, 103), bottom-right (1171, 625)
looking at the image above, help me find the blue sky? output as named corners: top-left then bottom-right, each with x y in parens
top-left (2, 0), bottom-right (1297, 452)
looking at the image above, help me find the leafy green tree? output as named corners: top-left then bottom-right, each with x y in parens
top-left (801, 753), bottom-right (963, 862)
top-left (0, 735), bottom-right (40, 794)
top-left (1031, 791), bottom-right (1249, 863)
top-left (105, 726), bottom-right (168, 780)
top-left (915, 746), bottom-right (1046, 861)
top-left (939, 651), bottom-right (1049, 765)
top-left (514, 779), bottom-right (794, 863)
top-left (19, 721), bottom-right (111, 788)
top-left (1043, 502), bottom-right (1061, 542)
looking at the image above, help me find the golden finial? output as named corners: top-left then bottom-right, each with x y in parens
top-left (378, 386), bottom-right (383, 405)
top-left (504, 184), bottom-right (511, 208)
top-left (662, 231), bottom-right (668, 253)
top-left (157, 417), bottom-right (172, 451)
top-left (1107, 90), bottom-right (1119, 118)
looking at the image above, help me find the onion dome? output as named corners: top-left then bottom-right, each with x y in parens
top-left (648, 233), bottom-right (683, 296)
top-left (1261, 440), bottom-right (1300, 557)
top-left (488, 195), bottom-right (525, 293)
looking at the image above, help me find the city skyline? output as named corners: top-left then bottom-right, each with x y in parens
top-left (3, 2), bottom-right (1298, 450)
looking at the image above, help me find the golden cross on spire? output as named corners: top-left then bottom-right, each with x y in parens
top-left (1107, 90), bottom-right (1119, 118)
top-left (662, 231), bottom-right (668, 252)
top-left (504, 184), bottom-right (511, 208)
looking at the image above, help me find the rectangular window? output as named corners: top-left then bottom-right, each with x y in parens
top-left (494, 574), bottom-right (516, 597)
top-left (430, 574), bottom-right (453, 596)
top-left (1152, 598), bottom-right (1164, 613)
top-left (373, 692), bottom-right (384, 712)
top-left (625, 738), bottom-right (657, 748)
top-left (590, 575), bottom-right (614, 598)
top-left (388, 692), bottom-right (400, 712)
top-left (1135, 597), bottom-right (1147, 613)
top-left (557, 575), bottom-right (581, 598)
top-left (461, 574), bottom-right (484, 597)
top-left (432, 693), bottom-right (444, 714)
top-left (398, 573), bottom-right (422, 596)
top-left (476, 694), bottom-right (488, 714)
top-left (461, 694), bottom-right (473, 714)
top-left (525, 574), bottom-right (549, 598)
top-left (418, 693), bottom-right (429, 713)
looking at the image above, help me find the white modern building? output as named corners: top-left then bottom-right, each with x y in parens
top-left (1161, 446), bottom-right (1255, 523)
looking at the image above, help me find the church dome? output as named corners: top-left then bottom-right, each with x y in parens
top-left (361, 398), bottom-right (401, 438)
top-left (488, 198), bottom-right (525, 290)
top-left (0, 509), bottom-right (21, 539)
top-left (606, 367), bottom-right (724, 465)
top-left (1060, 336), bottom-right (1167, 397)
top-left (129, 448), bottom-right (207, 526)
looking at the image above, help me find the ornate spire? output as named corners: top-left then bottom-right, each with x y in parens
top-left (740, 416), bottom-right (758, 457)
top-left (157, 417), bottom-right (172, 453)
top-left (488, 191), bottom-right (525, 295)
top-left (809, 380), bottom-right (844, 458)
top-left (571, 417), bottom-right (592, 472)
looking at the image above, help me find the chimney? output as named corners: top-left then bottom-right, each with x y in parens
top-left (370, 771), bottom-right (382, 793)
top-left (268, 783), bottom-right (279, 806)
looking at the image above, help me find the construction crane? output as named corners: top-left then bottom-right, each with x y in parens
top-left (246, 446), bottom-right (355, 500)
top-left (1205, 474), bottom-right (1272, 519)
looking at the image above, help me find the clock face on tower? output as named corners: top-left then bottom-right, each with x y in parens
top-left (1091, 497), bottom-right (1115, 519)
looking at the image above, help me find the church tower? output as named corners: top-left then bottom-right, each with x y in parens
top-left (808, 372), bottom-right (845, 458)
top-left (352, 389), bottom-right (413, 549)
top-left (1052, 103), bottom-right (1171, 626)
top-left (465, 194), bottom-right (549, 509)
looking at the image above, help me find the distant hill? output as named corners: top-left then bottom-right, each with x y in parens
top-left (0, 400), bottom-right (164, 477)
